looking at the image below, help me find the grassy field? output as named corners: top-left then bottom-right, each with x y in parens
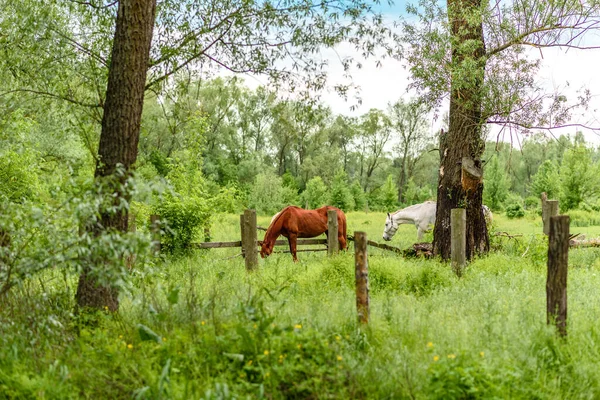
top-left (2, 212), bottom-right (600, 399)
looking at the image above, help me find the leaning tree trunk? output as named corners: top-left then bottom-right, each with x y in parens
top-left (76, 0), bottom-right (157, 312)
top-left (433, 0), bottom-right (489, 260)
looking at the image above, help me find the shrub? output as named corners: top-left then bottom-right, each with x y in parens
top-left (350, 181), bottom-right (367, 211)
top-left (380, 174), bottom-right (398, 211)
top-left (248, 170), bottom-right (298, 215)
top-left (301, 176), bottom-right (329, 209)
top-left (153, 155), bottom-right (211, 253)
top-left (524, 196), bottom-right (539, 210)
top-left (505, 203), bottom-right (525, 219)
top-left (329, 169), bottom-right (354, 212)
top-left (0, 150), bottom-right (40, 202)
top-left (154, 192), bottom-right (210, 253)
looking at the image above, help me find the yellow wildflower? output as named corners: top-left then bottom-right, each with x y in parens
top-left (247, 360), bottom-right (253, 366)
top-left (337, 355), bottom-right (343, 361)
top-left (201, 321), bottom-right (206, 326)
top-left (265, 372), bottom-right (270, 377)
top-left (433, 355), bottom-right (439, 362)
top-left (264, 350), bottom-right (269, 356)
top-left (335, 335), bottom-right (341, 341)
top-left (253, 323), bottom-right (257, 329)
top-left (104, 306), bottom-right (108, 311)
top-left (119, 335), bottom-right (123, 339)
top-left (448, 354), bottom-right (456, 359)
top-left (427, 342), bottom-right (433, 348)
top-left (294, 324), bottom-right (302, 329)
top-left (127, 344), bottom-right (133, 349)
top-left (297, 344), bottom-right (302, 349)
top-left (480, 351), bottom-right (485, 357)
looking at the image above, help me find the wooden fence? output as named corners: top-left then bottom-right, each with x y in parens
top-left (149, 207), bottom-right (575, 334)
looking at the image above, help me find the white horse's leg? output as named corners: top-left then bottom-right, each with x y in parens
top-left (416, 225), bottom-right (424, 241)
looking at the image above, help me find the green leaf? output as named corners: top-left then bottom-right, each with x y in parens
top-left (137, 324), bottom-right (162, 343)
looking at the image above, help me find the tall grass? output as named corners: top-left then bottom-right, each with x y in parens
top-left (1, 212), bottom-right (600, 398)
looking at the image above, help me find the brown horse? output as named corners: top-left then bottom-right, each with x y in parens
top-left (260, 206), bottom-right (347, 262)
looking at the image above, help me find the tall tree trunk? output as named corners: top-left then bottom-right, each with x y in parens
top-left (76, 0), bottom-right (157, 312)
top-left (397, 144), bottom-right (409, 203)
top-left (433, 0), bottom-right (489, 260)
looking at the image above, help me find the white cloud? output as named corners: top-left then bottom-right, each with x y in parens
top-left (233, 38), bottom-right (600, 145)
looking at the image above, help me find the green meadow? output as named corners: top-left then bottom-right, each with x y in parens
top-left (2, 212), bottom-right (600, 399)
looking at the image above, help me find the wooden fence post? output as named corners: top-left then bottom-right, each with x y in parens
top-left (327, 209), bottom-right (339, 256)
top-left (150, 214), bottom-right (161, 254)
top-left (547, 215), bottom-right (569, 337)
top-left (354, 231), bottom-right (369, 325)
top-left (240, 214), bottom-right (245, 257)
top-left (543, 200), bottom-right (559, 235)
top-left (451, 208), bottom-right (466, 277)
top-left (242, 209), bottom-right (258, 271)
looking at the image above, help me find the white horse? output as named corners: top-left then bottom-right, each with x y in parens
top-left (382, 202), bottom-right (493, 241)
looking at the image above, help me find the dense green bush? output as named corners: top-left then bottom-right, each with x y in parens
top-left (524, 196), bottom-right (539, 210)
top-left (329, 169), bottom-right (354, 211)
top-left (301, 176), bottom-right (329, 209)
top-left (0, 150), bottom-right (40, 202)
top-left (0, 175), bottom-right (153, 297)
top-left (248, 170), bottom-right (298, 215)
top-left (350, 180), bottom-right (367, 211)
top-left (153, 192), bottom-right (210, 253)
top-left (505, 203), bottom-right (525, 219)
top-left (402, 178), bottom-right (433, 206)
top-left (380, 174), bottom-right (399, 211)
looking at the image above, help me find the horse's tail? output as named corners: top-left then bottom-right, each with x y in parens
top-left (334, 207), bottom-right (348, 250)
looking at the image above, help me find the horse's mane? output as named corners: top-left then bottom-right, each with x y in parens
top-left (264, 206), bottom-right (298, 244)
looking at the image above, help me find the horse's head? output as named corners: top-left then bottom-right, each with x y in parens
top-left (260, 241), bottom-right (272, 258)
top-left (382, 212), bottom-right (398, 241)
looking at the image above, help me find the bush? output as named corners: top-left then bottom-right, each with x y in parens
top-left (301, 176), bottom-right (329, 209)
top-left (505, 203), bottom-right (525, 219)
top-left (0, 174), bottom-right (153, 297)
top-left (153, 154), bottom-right (211, 253)
top-left (402, 178), bottom-right (432, 205)
top-left (329, 169), bottom-right (354, 212)
top-left (0, 150), bottom-right (40, 202)
top-left (350, 181), bottom-right (367, 211)
top-left (248, 171), bottom-right (298, 215)
top-left (154, 192), bottom-right (210, 253)
top-left (524, 196), bottom-right (539, 210)
top-left (380, 174), bottom-right (399, 211)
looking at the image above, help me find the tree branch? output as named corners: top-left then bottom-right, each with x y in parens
top-left (0, 89), bottom-right (101, 108)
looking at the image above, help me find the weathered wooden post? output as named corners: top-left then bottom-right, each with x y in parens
top-left (547, 215), bottom-right (569, 337)
top-left (242, 209), bottom-right (258, 271)
top-left (239, 214), bottom-right (246, 257)
top-left (327, 209), bottom-right (339, 256)
top-left (451, 208), bottom-right (466, 277)
top-left (354, 231), bottom-right (369, 325)
top-left (543, 200), bottom-right (559, 235)
top-left (150, 214), bottom-right (161, 254)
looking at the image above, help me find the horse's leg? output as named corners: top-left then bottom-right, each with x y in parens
top-left (417, 225), bottom-right (424, 241)
top-left (288, 234), bottom-right (298, 262)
